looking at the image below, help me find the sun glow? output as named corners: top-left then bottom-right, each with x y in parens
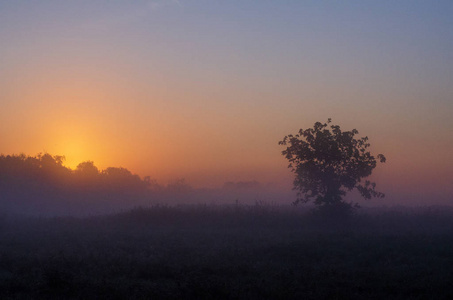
top-left (45, 117), bottom-right (124, 173)
top-left (56, 138), bottom-right (91, 170)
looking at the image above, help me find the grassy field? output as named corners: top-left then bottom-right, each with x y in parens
top-left (0, 205), bottom-right (453, 299)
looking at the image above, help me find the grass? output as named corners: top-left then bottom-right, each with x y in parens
top-left (0, 204), bottom-right (453, 299)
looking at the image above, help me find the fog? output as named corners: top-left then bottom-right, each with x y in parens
top-left (0, 153), bottom-right (298, 216)
top-left (2, 153), bottom-right (451, 217)
top-left (2, 153), bottom-right (453, 298)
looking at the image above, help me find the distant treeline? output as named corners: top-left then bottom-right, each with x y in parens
top-left (0, 153), bottom-right (160, 214)
top-left (0, 153), bottom-right (291, 215)
top-left (0, 153), bottom-right (150, 192)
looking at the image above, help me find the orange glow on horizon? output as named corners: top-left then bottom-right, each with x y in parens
top-left (56, 138), bottom-right (91, 170)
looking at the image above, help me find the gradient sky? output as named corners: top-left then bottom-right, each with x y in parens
top-left (1, 1), bottom-right (452, 205)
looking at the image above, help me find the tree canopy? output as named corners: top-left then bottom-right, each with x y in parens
top-left (279, 119), bottom-right (386, 212)
top-left (0, 153), bottom-right (151, 206)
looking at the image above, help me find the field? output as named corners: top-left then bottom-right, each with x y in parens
top-left (1, 205), bottom-right (453, 299)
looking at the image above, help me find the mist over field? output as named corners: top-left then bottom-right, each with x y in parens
top-left (1, 153), bottom-right (452, 298)
top-left (1, 1), bottom-right (453, 298)
top-left (0, 153), bottom-right (298, 216)
top-left (1, 202), bottom-right (453, 299)
top-left (1, 154), bottom-right (453, 298)
top-left (1, 153), bottom-right (447, 218)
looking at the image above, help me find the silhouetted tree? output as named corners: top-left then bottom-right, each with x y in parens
top-left (0, 153), bottom-right (153, 214)
top-left (75, 161), bottom-right (99, 177)
top-left (102, 167), bottom-right (147, 191)
top-left (73, 161), bottom-right (101, 190)
top-left (279, 119), bottom-right (386, 215)
top-left (37, 153), bottom-right (71, 182)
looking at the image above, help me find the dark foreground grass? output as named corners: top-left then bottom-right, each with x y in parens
top-left (0, 205), bottom-right (453, 299)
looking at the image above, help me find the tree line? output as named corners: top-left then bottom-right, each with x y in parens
top-left (0, 153), bottom-right (150, 194)
top-left (0, 153), bottom-right (275, 215)
top-left (0, 153), bottom-right (160, 214)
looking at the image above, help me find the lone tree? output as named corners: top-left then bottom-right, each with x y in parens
top-left (279, 119), bottom-right (386, 214)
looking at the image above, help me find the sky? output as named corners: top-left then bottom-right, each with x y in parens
top-left (1, 0), bottom-right (452, 205)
